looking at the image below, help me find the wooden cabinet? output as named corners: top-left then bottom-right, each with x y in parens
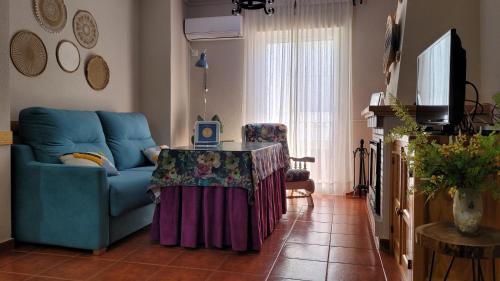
top-left (391, 138), bottom-right (417, 281)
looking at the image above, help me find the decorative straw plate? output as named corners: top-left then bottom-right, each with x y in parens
top-left (86, 55), bottom-right (109, 90)
top-left (73, 10), bottom-right (99, 49)
top-left (56, 40), bottom-right (80, 73)
top-left (383, 14), bottom-right (400, 74)
top-left (33, 0), bottom-right (67, 33)
top-left (10, 31), bottom-right (47, 77)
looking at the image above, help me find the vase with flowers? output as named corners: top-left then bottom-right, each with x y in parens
top-left (387, 95), bottom-right (500, 235)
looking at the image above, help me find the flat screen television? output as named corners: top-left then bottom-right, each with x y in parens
top-left (416, 29), bottom-right (466, 128)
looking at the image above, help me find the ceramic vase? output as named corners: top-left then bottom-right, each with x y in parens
top-left (453, 188), bottom-right (483, 235)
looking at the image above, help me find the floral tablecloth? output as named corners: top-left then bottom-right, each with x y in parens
top-left (149, 142), bottom-right (286, 203)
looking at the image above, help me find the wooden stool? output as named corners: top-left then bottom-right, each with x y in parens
top-left (416, 222), bottom-right (500, 281)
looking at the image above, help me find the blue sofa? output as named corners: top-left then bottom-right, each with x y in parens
top-left (12, 107), bottom-right (157, 252)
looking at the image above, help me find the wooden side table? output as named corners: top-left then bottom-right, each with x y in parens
top-left (416, 222), bottom-right (500, 281)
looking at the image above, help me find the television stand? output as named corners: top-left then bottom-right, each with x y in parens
top-left (422, 124), bottom-right (455, 135)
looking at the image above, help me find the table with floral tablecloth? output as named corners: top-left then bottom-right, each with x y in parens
top-left (149, 142), bottom-right (287, 251)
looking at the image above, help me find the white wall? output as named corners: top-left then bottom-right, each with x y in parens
top-left (139, 0), bottom-right (190, 146)
top-left (138, 0), bottom-right (172, 145)
top-left (186, 1), bottom-right (396, 147)
top-left (189, 40), bottom-right (245, 142)
top-left (387, 0), bottom-right (481, 104)
top-left (186, 3), bottom-right (244, 142)
top-left (352, 0), bottom-right (397, 151)
top-left (480, 0), bottom-right (500, 101)
top-left (0, 0), bottom-right (12, 244)
top-left (170, 0), bottom-right (191, 147)
top-left (9, 0), bottom-right (140, 120)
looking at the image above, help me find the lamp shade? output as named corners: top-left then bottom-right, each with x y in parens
top-left (195, 52), bottom-right (208, 69)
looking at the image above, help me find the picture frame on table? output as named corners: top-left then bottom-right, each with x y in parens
top-left (370, 92), bottom-right (385, 106)
top-left (194, 121), bottom-right (220, 147)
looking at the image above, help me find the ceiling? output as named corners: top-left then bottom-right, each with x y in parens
top-left (185, 0), bottom-right (232, 6)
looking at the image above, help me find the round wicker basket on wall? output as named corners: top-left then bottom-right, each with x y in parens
top-left (85, 55), bottom-right (109, 91)
top-left (33, 0), bottom-right (68, 33)
top-left (10, 30), bottom-right (48, 77)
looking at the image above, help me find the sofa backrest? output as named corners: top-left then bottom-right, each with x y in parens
top-left (19, 107), bottom-right (115, 164)
top-left (97, 111), bottom-right (156, 170)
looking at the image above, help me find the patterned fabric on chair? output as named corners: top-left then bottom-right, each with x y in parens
top-left (286, 169), bottom-right (310, 182)
top-left (244, 123), bottom-right (315, 206)
top-left (244, 123), bottom-right (290, 170)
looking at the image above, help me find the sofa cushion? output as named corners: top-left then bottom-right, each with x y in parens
top-left (97, 111), bottom-right (156, 170)
top-left (19, 107), bottom-right (114, 164)
top-left (108, 170), bottom-right (153, 217)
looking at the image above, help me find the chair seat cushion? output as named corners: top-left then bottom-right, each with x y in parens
top-left (286, 169), bottom-right (310, 182)
top-left (108, 170), bottom-right (153, 217)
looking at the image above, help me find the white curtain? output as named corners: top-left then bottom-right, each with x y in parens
top-left (243, 0), bottom-right (353, 194)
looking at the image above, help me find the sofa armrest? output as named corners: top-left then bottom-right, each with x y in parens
top-left (12, 145), bottom-right (110, 250)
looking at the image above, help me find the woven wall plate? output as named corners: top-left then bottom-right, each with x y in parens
top-left (86, 55), bottom-right (109, 91)
top-left (10, 31), bottom-right (48, 77)
top-left (73, 10), bottom-right (99, 49)
top-left (56, 40), bottom-right (80, 73)
top-left (33, 0), bottom-right (67, 33)
top-left (383, 14), bottom-right (400, 74)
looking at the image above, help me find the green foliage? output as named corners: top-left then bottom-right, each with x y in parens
top-left (493, 92), bottom-right (500, 130)
top-left (414, 133), bottom-right (500, 201)
top-left (386, 94), bottom-right (500, 202)
top-left (385, 94), bottom-right (429, 160)
top-left (493, 92), bottom-right (500, 106)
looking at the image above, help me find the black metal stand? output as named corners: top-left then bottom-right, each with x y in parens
top-left (352, 139), bottom-right (368, 197)
top-left (427, 251), bottom-right (495, 281)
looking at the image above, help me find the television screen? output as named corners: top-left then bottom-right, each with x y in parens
top-left (416, 29), bottom-right (466, 127)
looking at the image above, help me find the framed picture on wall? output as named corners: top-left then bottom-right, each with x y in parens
top-left (194, 121), bottom-right (220, 147)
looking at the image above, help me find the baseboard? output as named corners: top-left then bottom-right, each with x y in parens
top-left (0, 238), bottom-right (15, 253)
top-left (379, 238), bottom-right (390, 252)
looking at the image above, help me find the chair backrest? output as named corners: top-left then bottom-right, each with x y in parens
top-left (243, 123), bottom-right (290, 170)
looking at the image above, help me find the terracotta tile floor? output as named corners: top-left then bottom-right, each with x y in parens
top-left (0, 195), bottom-right (403, 281)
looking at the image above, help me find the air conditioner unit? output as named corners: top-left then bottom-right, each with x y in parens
top-left (185, 16), bottom-right (243, 41)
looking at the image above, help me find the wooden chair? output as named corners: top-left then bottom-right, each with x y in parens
top-left (243, 123), bottom-right (316, 206)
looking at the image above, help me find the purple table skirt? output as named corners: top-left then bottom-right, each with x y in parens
top-left (150, 168), bottom-right (287, 251)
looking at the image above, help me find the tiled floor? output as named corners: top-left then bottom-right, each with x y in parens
top-left (0, 195), bottom-right (403, 281)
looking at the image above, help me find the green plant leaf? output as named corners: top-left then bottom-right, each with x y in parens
top-left (386, 94), bottom-right (500, 202)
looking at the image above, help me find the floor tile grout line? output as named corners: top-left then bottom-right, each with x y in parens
top-left (209, 269), bottom-right (268, 277)
top-left (36, 254), bottom-right (120, 281)
top-left (324, 203), bottom-right (335, 281)
top-left (264, 204), bottom-right (304, 281)
top-left (27, 275), bottom-right (73, 281)
top-left (58, 246), bottom-right (140, 281)
top-left (0, 251), bottom-right (69, 277)
top-left (0, 271), bottom-right (36, 279)
top-left (0, 252), bottom-right (30, 272)
top-left (83, 259), bottom-right (120, 281)
top-left (142, 263), bottom-right (167, 281)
